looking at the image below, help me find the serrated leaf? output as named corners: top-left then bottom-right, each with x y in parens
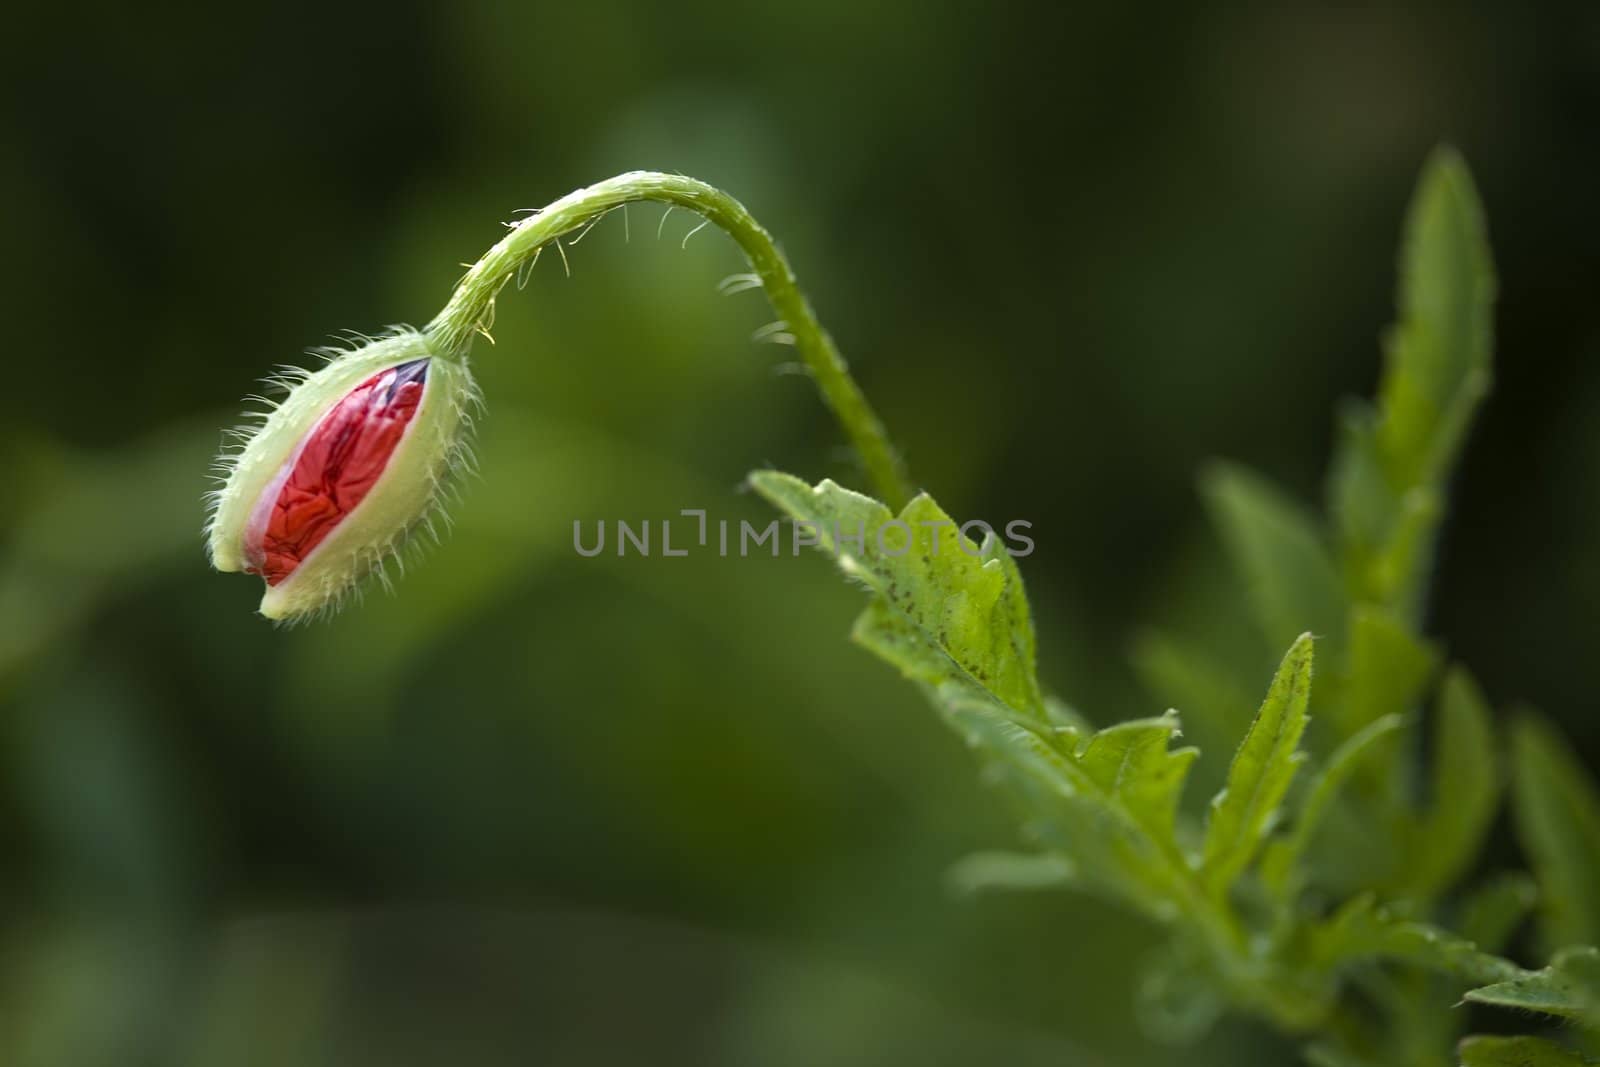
top-left (1073, 713), bottom-right (1198, 842)
top-left (1511, 716), bottom-right (1600, 952)
top-left (944, 850), bottom-right (1077, 897)
top-left (1201, 464), bottom-right (1343, 655)
top-left (851, 597), bottom-right (959, 692)
top-left (1458, 1035), bottom-right (1595, 1067)
top-left (1465, 947), bottom-right (1600, 1030)
top-left (747, 473), bottom-right (1206, 914)
top-left (750, 472), bottom-right (1044, 718)
top-left (941, 699), bottom-right (1192, 918)
top-left (838, 582), bottom-right (1198, 920)
top-left (1304, 894), bottom-right (1521, 986)
top-left (1403, 668), bottom-right (1500, 899)
top-left (1201, 634), bottom-right (1314, 893)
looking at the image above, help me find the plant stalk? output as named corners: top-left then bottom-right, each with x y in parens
top-left (425, 171), bottom-right (914, 511)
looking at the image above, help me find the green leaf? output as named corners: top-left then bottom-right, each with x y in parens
top-left (852, 612), bottom-right (1192, 913)
top-left (1511, 715), bottom-right (1600, 952)
top-left (940, 699), bottom-right (1192, 919)
top-left (1201, 464), bottom-right (1344, 655)
top-left (1073, 713), bottom-right (1198, 842)
top-left (850, 597), bottom-right (966, 696)
top-left (1456, 873), bottom-right (1539, 956)
top-left (1383, 145), bottom-right (1496, 486)
top-left (1403, 668), bottom-right (1500, 899)
top-left (1308, 611), bottom-right (1435, 894)
top-left (1334, 605), bottom-right (1437, 740)
top-left (1465, 947), bottom-right (1600, 1030)
top-left (1201, 634), bottom-right (1314, 893)
top-left (1304, 894), bottom-right (1521, 986)
top-left (1458, 1035), bottom-right (1596, 1067)
top-left (749, 472), bottom-right (1044, 719)
top-left (1310, 656), bottom-right (1495, 904)
top-left (1330, 146), bottom-right (1495, 621)
top-left (1260, 713), bottom-right (1408, 904)
top-left (754, 472), bottom-right (1203, 921)
top-left (1326, 399), bottom-right (1390, 584)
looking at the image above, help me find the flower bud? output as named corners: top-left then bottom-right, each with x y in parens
top-left (207, 329), bottom-right (478, 621)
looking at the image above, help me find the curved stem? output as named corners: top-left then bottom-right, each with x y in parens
top-left (425, 170), bottom-right (914, 511)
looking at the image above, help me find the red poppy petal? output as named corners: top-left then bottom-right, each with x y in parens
top-left (251, 359), bottom-right (428, 585)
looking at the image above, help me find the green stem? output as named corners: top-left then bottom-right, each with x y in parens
top-left (425, 170), bottom-right (914, 511)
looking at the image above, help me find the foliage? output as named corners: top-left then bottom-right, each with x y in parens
top-left (1458, 1036), bottom-right (1597, 1067)
top-left (754, 148), bottom-right (1600, 1065)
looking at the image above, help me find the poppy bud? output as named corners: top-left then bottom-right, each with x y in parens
top-left (207, 329), bottom-right (478, 621)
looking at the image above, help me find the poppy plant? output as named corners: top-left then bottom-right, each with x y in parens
top-left (208, 171), bottom-right (909, 622)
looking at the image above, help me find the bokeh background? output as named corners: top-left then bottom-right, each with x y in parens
top-left (2, 3), bottom-right (1598, 1064)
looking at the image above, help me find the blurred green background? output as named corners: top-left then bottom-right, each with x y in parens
top-left (2, 2), bottom-right (1598, 1064)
